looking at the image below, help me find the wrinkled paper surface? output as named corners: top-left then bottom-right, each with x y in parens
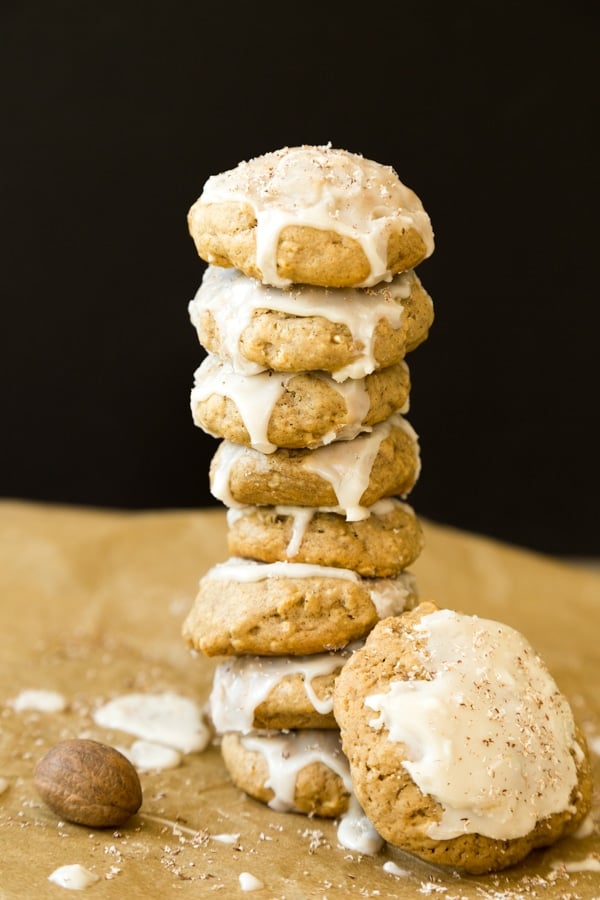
top-left (1, 500), bottom-right (598, 898)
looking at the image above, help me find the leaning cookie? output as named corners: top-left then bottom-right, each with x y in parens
top-left (220, 730), bottom-right (352, 818)
top-left (191, 354), bottom-right (410, 452)
top-left (333, 601), bottom-right (594, 875)
top-left (188, 265), bottom-right (433, 381)
top-left (181, 558), bottom-right (417, 656)
top-left (210, 414), bottom-right (421, 521)
top-left (209, 645), bottom-right (361, 733)
top-left (187, 145), bottom-right (434, 288)
top-left (226, 499), bottom-right (424, 577)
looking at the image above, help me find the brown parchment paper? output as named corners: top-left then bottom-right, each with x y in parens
top-left (0, 499), bottom-right (599, 899)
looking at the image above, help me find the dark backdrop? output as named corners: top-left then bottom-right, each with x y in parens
top-left (1, 1), bottom-right (598, 556)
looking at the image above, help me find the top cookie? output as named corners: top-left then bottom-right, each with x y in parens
top-left (188, 145), bottom-right (434, 288)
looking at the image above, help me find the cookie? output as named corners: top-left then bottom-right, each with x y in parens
top-left (187, 145), bottom-right (434, 288)
top-left (209, 644), bottom-right (361, 733)
top-left (181, 558), bottom-right (418, 656)
top-left (188, 265), bottom-right (433, 381)
top-left (191, 354), bottom-right (410, 453)
top-left (219, 730), bottom-right (352, 818)
top-left (226, 498), bottom-right (423, 577)
top-left (210, 414), bottom-right (421, 521)
top-left (333, 602), bottom-right (594, 875)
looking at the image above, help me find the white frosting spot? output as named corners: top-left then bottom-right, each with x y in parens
top-left (189, 265), bottom-right (417, 381)
top-left (551, 854), bottom-right (600, 872)
top-left (336, 794), bottom-right (384, 856)
top-left (0, 777), bottom-right (9, 794)
top-left (382, 860), bottom-right (410, 877)
top-left (210, 832), bottom-right (240, 844)
top-left (365, 608), bottom-right (581, 841)
top-left (47, 864), bottom-right (99, 890)
top-left (93, 692), bottom-right (210, 754)
top-left (238, 871), bottom-right (264, 891)
top-left (368, 572), bottom-right (417, 618)
top-left (10, 689), bottom-right (67, 712)
top-left (192, 145), bottom-right (434, 287)
top-left (119, 740), bottom-right (182, 773)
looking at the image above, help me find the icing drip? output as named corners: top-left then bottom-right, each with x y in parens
top-left (191, 353), bottom-right (374, 453)
top-left (210, 644), bottom-right (360, 733)
top-left (240, 730), bottom-right (383, 855)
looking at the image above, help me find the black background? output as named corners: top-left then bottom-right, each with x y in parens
top-left (1, 1), bottom-right (598, 556)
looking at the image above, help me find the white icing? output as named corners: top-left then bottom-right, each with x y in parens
top-left (47, 864), bottom-right (99, 890)
top-left (191, 353), bottom-right (373, 453)
top-left (239, 872), bottom-right (264, 891)
top-left (10, 689), bottom-right (67, 713)
top-left (93, 692), bottom-right (210, 754)
top-left (204, 557), bottom-right (359, 584)
top-left (211, 414), bottom-right (419, 521)
top-left (336, 794), bottom-right (384, 855)
top-left (210, 644), bottom-right (359, 733)
top-left (192, 145), bottom-right (434, 287)
top-left (188, 265), bottom-right (416, 381)
top-left (365, 608), bottom-right (581, 841)
top-left (120, 740), bottom-right (182, 773)
top-left (300, 413), bottom-right (418, 521)
top-left (367, 571), bottom-right (417, 618)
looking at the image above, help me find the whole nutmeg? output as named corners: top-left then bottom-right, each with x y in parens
top-left (34, 738), bottom-right (143, 827)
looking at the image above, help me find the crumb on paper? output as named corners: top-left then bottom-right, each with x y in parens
top-left (239, 871), bottom-right (264, 891)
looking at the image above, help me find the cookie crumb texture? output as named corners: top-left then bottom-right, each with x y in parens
top-left (333, 602), bottom-right (594, 874)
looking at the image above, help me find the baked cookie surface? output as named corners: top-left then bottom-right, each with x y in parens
top-left (191, 354), bottom-right (410, 452)
top-left (188, 265), bottom-right (433, 380)
top-left (226, 498), bottom-right (423, 576)
top-left (220, 730), bottom-right (352, 818)
top-left (187, 145), bottom-right (434, 288)
top-left (333, 602), bottom-right (593, 874)
top-left (210, 414), bottom-right (421, 520)
top-left (181, 558), bottom-right (417, 656)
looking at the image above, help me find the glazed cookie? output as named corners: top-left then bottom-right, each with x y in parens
top-left (209, 645), bottom-right (361, 733)
top-left (226, 499), bottom-right (424, 577)
top-left (188, 265), bottom-right (433, 381)
top-left (181, 558), bottom-right (417, 656)
top-left (220, 730), bottom-right (352, 818)
top-left (187, 145), bottom-right (434, 288)
top-left (333, 602), bottom-right (594, 875)
top-left (191, 354), bottom-right (410, 452)
top-left (210, 414), bottom-right (421, 521)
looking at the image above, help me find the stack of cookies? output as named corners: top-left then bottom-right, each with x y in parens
top-left (182, 145), bottom-right (435, 851)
